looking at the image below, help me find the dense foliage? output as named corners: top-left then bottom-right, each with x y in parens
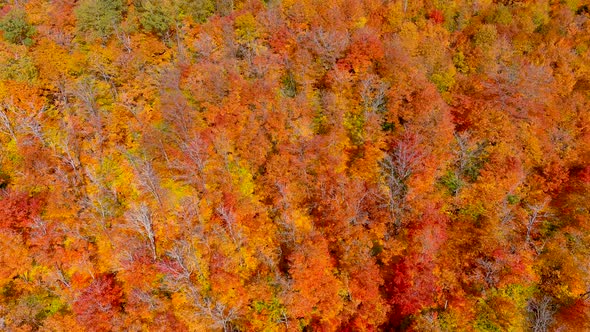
top-left (0, 0), bottom-right (589, 330)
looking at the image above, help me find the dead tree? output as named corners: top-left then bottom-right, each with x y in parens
top-left (379, 135), bottom-right (423, 233)
top-left (527, 295), bottom-right (555, 332)
top-left (126, 203), bottom-right (157, 260)
top-left (524, 198), bottom-right (551, 253)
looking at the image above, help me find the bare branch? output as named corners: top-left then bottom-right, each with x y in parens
top-left (524, 198), bottom-right (551, 250)
top-left (126, 203), bottom-right (157, 260)
top-left (527, 295), bottom-right (555, 332)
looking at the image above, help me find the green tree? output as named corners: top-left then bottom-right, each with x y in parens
top-left (75, 0), bottom-right (125, 40)
top-left (180, 0), bottom-right (215, 23)
top-left (0, 9), bottom-right (35, 46)
top-left (137, 0), bottom-right (174, 36)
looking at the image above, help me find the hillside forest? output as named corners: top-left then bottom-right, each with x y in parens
top-left (0, 0), bottom-right (590, 331)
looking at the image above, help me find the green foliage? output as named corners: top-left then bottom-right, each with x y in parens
top-left (440, 170), bottom-right (463, 196)
top-left (464, 159), bottom-right (485, 183)
top-left (75, 0), bottom-right (125, 40)
top-left (381, 121), bottom-right (395, 132)
top-left (30, 293), bottom-right (67, 321)
top-left (437, 310), bottom-right (461, 331)
top-left (313, 109), bottom-right (329, 135)
top-left (216, 0), bottom-right (234, 16)
top-left (507, 194), bottom-right (520, 205)
top-left (473, 24), bottom-right (498, 50)
top-left (460, 202), bottom-right (485, 222)
top-left (0, 9), bottom-right (35, 46)
top-left (503, 284), bottom-right (535, 308)
top-left (474, 311), bottom-right (502, 332)
top-left (138, 0), bottom-right (174, 36)
top-left (430, 69), bottom-right (456, 93)
top-left (453, 51), bottom-right (469, 74)
top-left (298, 317), bottom-right (311, 331)
top-left (228, 161), bottom-right (255, 196)
top-left (370, 240), bottom-right (384, 256)
top-left (0, 56), bottom-right (38, 82)
top-left (473, 285), bottom-right (533, 331)
top-left (531, 4), bottom-right (550, 31)
top-left (574, 43), bottom-right (588, 56)
top-left (443, 6), bottom-right (470, 32)
top-left (0, 169), bottom-right (9, 189)
top-left (463, 143), bottom-right (488, 182)
top-left (180, 0), bottom-right (215, 23)
top-left (280, 71), bottom-right (299, 98)
top-left (252, 297), bottom-right (287, 324)
top-left (344, 112), bottom-right (365, 146)
top-left (0, 280), bottom-right (17, 299)
top-left (5, 138), bottom-right (23, 166)
top-left (489, 5), bottom-right (513, 25)
top-left (442, 139), bottom-right (487, 196)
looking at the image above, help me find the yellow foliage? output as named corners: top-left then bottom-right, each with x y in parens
top-left (399, 22), bottom-right (420, 55)
top-left (161, 178), bottom-right (192, 206)
top-left (293, 209), bottom-right (313, 234)
top-left (354, 16), bottom-right (368, 29)
top-left (235, 13), bottom-right (260, 44)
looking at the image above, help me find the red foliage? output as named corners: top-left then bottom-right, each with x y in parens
top-left (555, 299), bottom-right (590, 330)
top-left (268, 26), bottom-right (294, 55)
top-left (120, 253), bottom-right (159, 289)
top-left (0, 5), bottom-right (11, 17)
top-left (384, 207), bottom-right (447, 326)
top-left (74, 274), bottom-right (124, 332)
top-left (429, 10), bottom-right (445, 24)
top-left (341, 27), bottom-right (384, 73)
top-left (0, 1), bottom-right (589, 330)
top-left (0, 190), bottom-right (43, 231)
top-left (579, 165), bottom-right (590, 184)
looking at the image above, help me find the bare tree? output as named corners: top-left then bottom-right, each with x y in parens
top-left (126, 203), bottom-right (157, 260)
top-left (193, 32), bottom-right (217, 59)
top-left (345, 183), bottom-right (370, 228)
top-left (89, 55), bottom-right (118, 99)
top-left (113, 24), bottom-right (132, 53)
top-left (454, 132), bottom-right (473, 175)
top-left (307, 27), bottom-right (350, 70)
top-left (216, 206), bottom-right (244, 249)
top-left (161, 241), bottom-right (241, 331)
top-left (359, 75), bottom-right (389, 114)
top-left (54, 264), bottom-right (72, 289)
top-left (524, 198), bottom-right (551, 253)
top-left (274, 182), bottom-right (297, 244)
top-left (379, 135), bottom-right (423, 232)
top-left (165, 242), bottom-right (195, 282)
top-left (0, 101), bottom-right (49, 147)
top-left (0, 104), bottom-right (18, 142)
top-left (200, 298), bottom-right (240, 332)
top-left (126, 155), bottom-right (164, 207)
top-left (74, 77), bottom-right (100, 117)
top-left (216, 0), bottom-right (234, 17)
top-left (527, 295), bottom-right (555, 332)
top-left (131, 289), bottom-right (160, 311)
top-left (168, 136), bottom-right (208, 193)
top-left (82, 160), bottom-right (125, 227)
top-left (474, 258), bottom-right (500, 289)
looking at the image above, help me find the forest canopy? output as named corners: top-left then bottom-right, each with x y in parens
top-left (0, 0), bottom-right (589, 331)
